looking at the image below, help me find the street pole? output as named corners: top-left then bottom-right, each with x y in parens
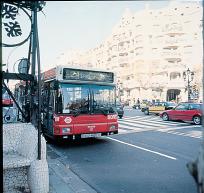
top-left (30, 2), bottom-right (37, 124)
top-left (36, 23), bottom-right (41, 161)
top-left (30, 1), bottom-right (41, 160)
top-left (183, 68), bottom-right (194, 102)
top-left (187, 75), bottom-right (190, 102)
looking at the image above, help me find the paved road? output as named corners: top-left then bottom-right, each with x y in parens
top-left (48, 107), bottom-right (202, 193)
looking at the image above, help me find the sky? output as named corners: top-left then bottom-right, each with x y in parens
top-left (38, 0), bottom-right (173, 68)
top-left (2, 0), bottom-right (202, 75)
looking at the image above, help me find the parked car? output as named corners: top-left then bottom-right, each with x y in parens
top-left (115, 102), bottom-right (124, 118)
top-left (2, 89), bottom-right (13, 107)
top-left (143, 101), bottom-right (177, 115)
top-left (160, 102), bottom-right (202, 125)
top-left (141, 101), bottom-right (152, 112)
top-left (132, 104), bottom-right (140, 109)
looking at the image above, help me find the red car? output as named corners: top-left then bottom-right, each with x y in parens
top-left (160, 102), bottom-right (202, 125)
top-left (2, 90), bottom-right (13, 107)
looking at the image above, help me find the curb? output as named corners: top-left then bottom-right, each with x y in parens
top-left (47, 146), bottom-right (97, 193)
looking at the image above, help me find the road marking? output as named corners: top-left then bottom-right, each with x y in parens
top-left (122, 117), bottom-right (189, 126)
top-left (157, 125), bottom-right (201, 131)
top-left (120, 124), bottom-right (140, 130)
top-left (118, 126), bottom-right (146, 135)
top-left (106, 137), bottom-right (177, 160)
top-left (119, 120), bottom-right (189, 131)
top-left (157, 130), bottom-right (202, 139)
top-left (119, 116), bottom-right (202, 138)
top-left (119, 129), bottom-right (130, 134)
top-left (119, 121), bottom-right (154, 129)
top-left (123, 116), bottom-right (145, 121)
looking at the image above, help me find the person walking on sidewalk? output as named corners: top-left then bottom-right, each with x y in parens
top-left (137, 98), bottom-right (140, 109)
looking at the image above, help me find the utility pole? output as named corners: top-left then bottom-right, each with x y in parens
top-left (30, 1), bottom-right (38, 125)
top-left (29, 1), bottom-right (42, 160)
top-left (183, 68), bottom-right (194, 102)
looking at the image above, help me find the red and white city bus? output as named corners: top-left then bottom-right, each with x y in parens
top-left (41, 65), bottom-right (118, 141)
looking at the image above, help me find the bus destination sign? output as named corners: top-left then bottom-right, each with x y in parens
top-left (63, 68), bottom-right (114, 83)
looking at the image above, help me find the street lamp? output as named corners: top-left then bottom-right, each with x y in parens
top-left (116, 80), bottom-right (123, 102)
top-left (183, 68), bottom-right (194, 102)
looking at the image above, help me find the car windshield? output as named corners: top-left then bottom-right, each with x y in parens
top-left (167, 102), bottom-right (177, 106)
top-left (154, 102), bottom-right (164, 106)
top-left (59, 83), bottom-right (115, 114)
top-left (116, 102), bottom-right (122, 107)
top-left (175, 103), bottom-right (189, 110)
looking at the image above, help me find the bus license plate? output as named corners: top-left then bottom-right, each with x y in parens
top-left (81, 133), bottom-right (101, 138)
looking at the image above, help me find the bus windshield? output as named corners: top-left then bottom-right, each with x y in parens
top-left (58, 83), bottom-right (115, 114)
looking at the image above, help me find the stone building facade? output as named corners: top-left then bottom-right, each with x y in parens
top-left (60, 1), bottom-right (203, 105)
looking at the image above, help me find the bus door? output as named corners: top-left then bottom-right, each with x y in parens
top-left (42, 82), bottom-right (55, 135)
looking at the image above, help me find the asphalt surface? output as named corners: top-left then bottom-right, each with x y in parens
top-left (48, 107), bottom-right (202, 193)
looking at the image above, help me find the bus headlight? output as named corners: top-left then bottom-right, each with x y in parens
top-left (62, 128), bottom-right (71, 133)
top-left (54, 116), bottom-right (59, 122)
top-left (109, 125), bottom-right (116, 130)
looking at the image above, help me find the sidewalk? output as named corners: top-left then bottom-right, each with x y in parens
top-left (47, 145), bottom-right (97, 193)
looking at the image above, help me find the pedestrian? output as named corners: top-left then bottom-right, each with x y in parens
top-left (137, 98), bottom-right (140, 109)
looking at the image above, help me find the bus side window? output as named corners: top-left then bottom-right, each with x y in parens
top-left (42, 90), bottom-right (48, 111)
top-left (56, 90), bottom-right (63, 114)
top-left (49, 90), bottom-right (54, 112)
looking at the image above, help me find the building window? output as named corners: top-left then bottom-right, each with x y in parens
top-left (168, 61), bottom-right (175, 63)
top-left (127, 90), bottom-right (130, 97)
top-left (170, 72), bottom-right (181, 80)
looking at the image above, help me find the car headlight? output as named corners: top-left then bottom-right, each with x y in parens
top-left (62, 128), bottom-right (71, 133)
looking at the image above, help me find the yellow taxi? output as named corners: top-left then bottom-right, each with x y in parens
top-left (143, 101), bottom-right (177, 115)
